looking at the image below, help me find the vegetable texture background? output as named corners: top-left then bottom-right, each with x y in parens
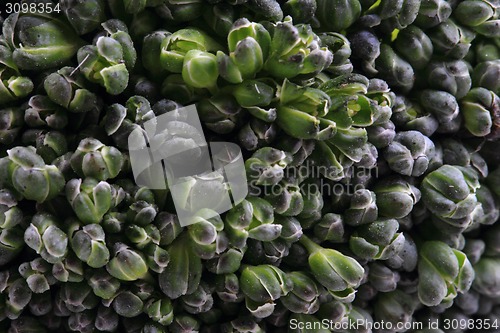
top-left (0, 0), bottom-right (500, 332)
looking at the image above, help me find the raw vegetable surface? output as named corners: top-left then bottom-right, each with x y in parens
top-left (0, 0), bottom-right (500, 332)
